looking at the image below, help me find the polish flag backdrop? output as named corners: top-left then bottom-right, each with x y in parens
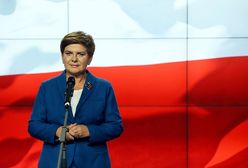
top-left (0, 0), bottom-right (248, 168)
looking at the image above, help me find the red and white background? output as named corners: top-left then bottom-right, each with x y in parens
top-left (0, 0), bottom-right (248, 167)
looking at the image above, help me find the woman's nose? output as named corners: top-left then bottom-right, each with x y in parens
top-left (71, 54), bottom-right (77, 61)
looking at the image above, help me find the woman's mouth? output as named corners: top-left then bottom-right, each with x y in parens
top-left (70, 64), bottom-right (79, 68)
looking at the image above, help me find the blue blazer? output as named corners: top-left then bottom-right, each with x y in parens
top-left (28, 70), bottom-right (123, 168)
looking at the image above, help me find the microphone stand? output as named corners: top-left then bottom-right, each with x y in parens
top-left (57, 104), bottom-right (70, 168)
top-left (57, 76), bottom-right (75, 168)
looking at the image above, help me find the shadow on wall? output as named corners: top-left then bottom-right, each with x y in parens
top-left (0, 0), bottom-right (65, 15)
top-left (0, 0), bottom-right (16, 15)
top-left (8, 48), bottom-right (58, 75)
top-left (114, 0), bottom-right (185, 35)
top-left (0, 47), bottom-right (58, 90)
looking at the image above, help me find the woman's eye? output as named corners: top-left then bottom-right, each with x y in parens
top-left (65, 52), bottom-right (71, 56)
top-left (78, 53), bottom-right (86, 57)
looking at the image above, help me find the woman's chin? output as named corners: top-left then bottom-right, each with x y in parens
top-left (66, 70), bottom-right (85, 76)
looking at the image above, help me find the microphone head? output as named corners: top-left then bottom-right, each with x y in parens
top-left (64, 76), bottom-right (75, 108)
top-left (67, 76), bottom-right (75, 87)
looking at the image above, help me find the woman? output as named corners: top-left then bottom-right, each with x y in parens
top-left (28, 31), bottom-right (124, 168)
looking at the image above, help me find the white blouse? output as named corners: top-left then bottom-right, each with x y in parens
top-left (71, 89), bottom-right (83, 117)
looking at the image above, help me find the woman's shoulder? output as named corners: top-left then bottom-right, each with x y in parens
top-left (92, 76), bottom-right (113, 90)
top-left (95, 76), bottom-right (111, 85)
top-left (87, 70), bottom-right (112, 87)
top-left (41, 71), bottom-right (64, 86)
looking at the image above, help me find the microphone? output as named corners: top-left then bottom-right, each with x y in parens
top-left (64, 76), bottom-right (75, 108)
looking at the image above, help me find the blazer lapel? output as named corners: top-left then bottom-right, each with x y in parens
top-left (76, 70), bottom-right (96, 112)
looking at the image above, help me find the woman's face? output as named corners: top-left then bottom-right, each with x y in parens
top-left (62, 44), bottom-right (92, 77)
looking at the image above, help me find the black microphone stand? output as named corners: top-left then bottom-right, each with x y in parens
top-left (57, 104), bottom-right (70, 168)
top-left (57, 76), bottom-right (75, 168)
